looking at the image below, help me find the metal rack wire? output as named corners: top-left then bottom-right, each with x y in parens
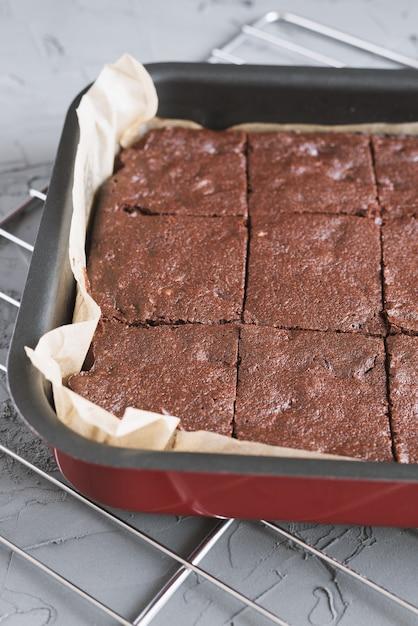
top-left (1, 12), bottom-right (418, 625)
top-left (208, 11), bottom-right (418, 68)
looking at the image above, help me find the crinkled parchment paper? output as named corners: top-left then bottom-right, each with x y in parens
top-left (27, 54), bottom-right (417, 460)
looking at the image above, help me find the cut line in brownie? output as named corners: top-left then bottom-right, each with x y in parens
top-left (372, 135), bottom-right (418, 219)
top-left (382, 217), bottom-right (418, 334)
top-left (88, 210), bottom-right (247, 325)
top-left (68, 321), bottom-right (239, 436)
top-left (248, 131), bottom-right (378, 219)
top-left (99, 127), bottom-right (247, 217)
top-left (244, 214), bottom-right (384, 335)
top-left (235, 327), bottom-right (392, 461)
top-left (387, 334), bottom-right (418, 463)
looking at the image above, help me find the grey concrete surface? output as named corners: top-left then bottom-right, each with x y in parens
top-left (1, 0), bottom-right (418, 624)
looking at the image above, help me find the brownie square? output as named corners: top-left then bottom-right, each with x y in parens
top-left (248, 132), bottom-right (378, 218)
top-left (244, 214), bottom-right (384, 334)
top-left (373, 135), bottom-right (418, 218)
top-left (88, 210), bottom-right (247, 324)
top-left (100, 127), bottom-right (247, 217)
top-left (387, 335), bottom-right (418, 463)
top-left (382, 218), bottom-right (418, 333)
top-left (235, 327), bottom-right (392, 461)
top-left (68, 322), bottom-right (239, 435)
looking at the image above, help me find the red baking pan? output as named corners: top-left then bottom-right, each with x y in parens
top-left (8, 63), bottom-right (418, 526)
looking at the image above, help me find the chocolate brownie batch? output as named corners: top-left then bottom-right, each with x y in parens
top-left (68, 127), bottom-right (418, 462)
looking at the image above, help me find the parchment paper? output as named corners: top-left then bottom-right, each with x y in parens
top-left (25, 54), bottom-right (416, 460)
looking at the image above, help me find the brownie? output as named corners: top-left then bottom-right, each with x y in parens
top-left (100, 127), bottom-right (247, 217)
top-left (69, 127), bottom-right (418, 461)
top-left (244, 214), bottom-right (384, 334)
top-left (68, 321), bottom-right (239, 435)
top-left (387, 335), bottom-right (418, 463)
top-left (373, 135), bottom-right (418, 218)
top-left (382, 218), bottom-right (418, 333)
top-left (88, 210), bottom-right (247, 324)
top-left (235, 327), bottom-right (392, 461)
top-left (248, 132), bottom-right (378, 218)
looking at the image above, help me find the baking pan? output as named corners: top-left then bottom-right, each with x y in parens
top-left (8, 63), bottom-right (418, 526)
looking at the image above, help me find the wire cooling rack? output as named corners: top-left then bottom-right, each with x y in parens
top-left (2, 12), bottom-right (418, 626)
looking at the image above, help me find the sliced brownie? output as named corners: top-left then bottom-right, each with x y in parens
top-left (373, 135), bottom-right (418, 218)
top-left (382, 217), bottom-right (418, 333)
top-left (88, 211), bottom-right (247, 324)
top-left (248, 132), bottom-right (378, 218)
top-left (235, 327), bottom-right (392, 461)
top-left (100, 127), bottom-right (247, 217)
top-left (244, 214), bottom-right (384, 335)
top-left (387, 335), bottom-right (418, 463)
top-left (69, 321), bottom-right (239, 435)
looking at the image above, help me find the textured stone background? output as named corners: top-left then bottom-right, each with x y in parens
top-left (1, 1), bottom-right (418, 624)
